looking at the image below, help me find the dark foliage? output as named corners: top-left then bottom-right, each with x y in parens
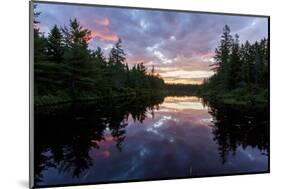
top-left (33, 15), bottom-right (165, 105)
top-left (199, 25), bottom-right (269, 106)
top-left (164, 83), bottom-right (200, 96)
top-left (34, 95), bottom-right (164, 183)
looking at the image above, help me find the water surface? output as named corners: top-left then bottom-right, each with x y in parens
top-left (34, 95), bottom-right (269, 187)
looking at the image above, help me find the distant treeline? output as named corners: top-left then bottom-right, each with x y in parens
top-left (164, 83), bottom-right (199, 96)
top-left (199, 25), bottom-right (269, 106)
top-left (33, 7), bottom-right (165, 105)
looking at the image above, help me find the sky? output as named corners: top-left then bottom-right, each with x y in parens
top-left (35, 3), bottom-right (268, 84)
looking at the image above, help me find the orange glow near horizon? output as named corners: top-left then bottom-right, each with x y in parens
top-left (163, 78), bottom-right (203, 85)
top-left (155, 68), bottom-right (213, 85)
top-left (36, 3), bottom-right (268, 87)
top-left (161, 96), bottom-right (206, 110)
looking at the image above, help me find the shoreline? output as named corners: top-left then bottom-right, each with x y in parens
top-left (34, 90), bottom-right (166, 107)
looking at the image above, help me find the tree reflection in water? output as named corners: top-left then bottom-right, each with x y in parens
top-left (34, 95), bottom-right (269, 185)
top-left (205, 101), bottom-right (269, 164)
top-left (34, 95), bottom-right (164, 183)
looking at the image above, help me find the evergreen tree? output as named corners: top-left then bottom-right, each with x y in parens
top-left (91, 47), bottom-right (111, 95)
top-left (228, 34), bottom-right (242, 89)
top-left (240, 41), bottom-right (251, 86)
top-left (109, 38), bottom-right (126, 65)
top-left (33, 4), bottom-right (47, 63)
top-left (212, 25), bottom-right (233, 90)
top-left (61, 18), bottom-right (93, 98)
top-left (33, 16), bottom-right (167, 105)
top-left (108, 39), bottom-right (127, 90)
top-left (47, 25), bottom-right (64, 63)
top-left (92, 47), bottom-right (106, 64)
top-left (201, 25), bottom-right (269, 105)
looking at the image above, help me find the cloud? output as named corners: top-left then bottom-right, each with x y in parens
top-left (35, 2), bottom-right (268, 84)
top-left (159, 69), bottom-right (214, 84)
top-left (95, 17), bottom-right (110, 26)
top-left (161, 70), bottom-right (214, 79)
top-left (164, 78), bottom-right (205, 85)
top-left (91, 31), bottom-right (119, 42)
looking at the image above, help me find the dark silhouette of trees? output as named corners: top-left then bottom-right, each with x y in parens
top-left (205, 101), bottom-right (269, 164)
top-left (199, 26), bottom-right (269, 162)
top-left (34, 95), bottom-right (165, 185)
top-left (109, 38), bottom-right (126, 65)
top-left (33, 12), bottom-right (165, 105)
top-left (46, 25), bottom-right (64, 63)
top-left (164, 83), bottom-right (199, 96)
top-left (33, 8), bottom-right (269, 187)
top-left (61, 18), bottom-right (93, 99)
top-left (33, 5), bottom-right (47, 63)
top-left (200, 25), bottom-right (268, 106)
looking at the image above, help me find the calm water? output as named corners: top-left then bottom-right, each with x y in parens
top-left (34, 95), bottom-right (269, 187)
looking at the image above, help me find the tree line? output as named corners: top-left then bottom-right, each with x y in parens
top-left (199, 25), bottom-right (269, 106)
top-left (164, 83), bottom-right (199, 96)
top-left (33, 7), bottom-right (165, 105)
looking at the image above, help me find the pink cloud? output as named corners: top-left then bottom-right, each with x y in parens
top-left (91, 31), bottom-right (119, 42)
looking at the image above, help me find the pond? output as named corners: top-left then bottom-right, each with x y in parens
top-left (34, 95), bottom-right (269, 187)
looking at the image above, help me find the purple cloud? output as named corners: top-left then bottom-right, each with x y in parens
top-left (35, 2), bottom-right (268, 84)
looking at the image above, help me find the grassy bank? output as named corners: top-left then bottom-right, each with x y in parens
top-left (34, 89), bottom-right (165, 106)
top-left (198, 87), bottom-right (268, 109)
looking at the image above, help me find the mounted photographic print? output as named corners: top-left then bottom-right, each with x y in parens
top-left (29, 0), bottom-right (270, 188)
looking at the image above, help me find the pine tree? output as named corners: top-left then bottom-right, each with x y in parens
top-left (47, 25), bottom-right (64, 63)
top-left (202, 25), bottom-right (269, 104)
top-left (240, 41), bottom-right (251, 86)
top-left (212, 25), bottom-right (233, 90)
top-left (61, 18), bottom-right (93, 98)
top-left (93, 47), bottom-right (106, 64)
top-left (228, 34), bottom-right (242, 89)
top-left (108, 38), bottom-right (127, 90)
top-left (33, 4), bottom-right (47, 63)
top-left (213, 25), bottom-right (233, 71)
top-left (109, 38), bottom-right (126, 65)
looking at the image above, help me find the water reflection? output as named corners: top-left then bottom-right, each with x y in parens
top-left (34, 95), bottom-right (164, 184)
top-left (206, 101), bottom-right (269, 164)
top-left (34, 95), bottom-right (269, 187)
top-left (162, 96), bottom-right (207, 110)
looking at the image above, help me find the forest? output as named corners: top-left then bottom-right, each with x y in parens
top-left (33, 6), bottom-right (200, 106)
top-left (34, 6), bottom-right (268, 107)
top-left (33, 10), bottom-right (169, 105)
top-left (199, 25), bottom-right (269, 107)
